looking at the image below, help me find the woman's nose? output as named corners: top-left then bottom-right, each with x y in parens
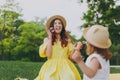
top-left (55, 24), bottom-right (60, 27)
top-left (56, 23), bottom-right (59, 26)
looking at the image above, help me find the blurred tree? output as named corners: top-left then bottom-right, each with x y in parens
top-left (13, 20), bottom-right (47, 61)
top-left (79, 0), bottom-right (120, 65)
top-left (0, 0), bottom-right (22, 60)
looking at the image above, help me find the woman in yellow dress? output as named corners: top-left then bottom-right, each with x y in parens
top-left (34, 15), bottom-right (81, 80)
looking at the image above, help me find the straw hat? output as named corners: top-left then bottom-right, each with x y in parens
top-left (46, 15), bottom-right (66, 28)
top-left (83, 25), bottom-right (112, 48)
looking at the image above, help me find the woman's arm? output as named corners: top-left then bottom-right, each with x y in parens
top-left (46, 38), bottom-right (52, 58)
top-left (44, 26), bottom-right (53, 58)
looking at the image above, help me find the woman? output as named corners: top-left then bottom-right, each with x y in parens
top-left (72, 25), bottom-right (112, 80)
top-left (34, 15), bottom-right (81, 80)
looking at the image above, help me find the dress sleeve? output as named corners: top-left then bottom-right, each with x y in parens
top-left (39, 43), bottom-right (48, 57)
top-left (67, 42), bottom-right (73, 55)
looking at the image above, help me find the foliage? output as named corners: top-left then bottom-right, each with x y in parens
top-left (79, 0), bottom-right (120, 65)
top-left (0, 0), bottom-right (22, 60)
top-left (110, 44), bottom-right (120, 65)
top-left (0, 0), bottom-right (47, 61)
top-left (13, 21), bottom-right (46, 61)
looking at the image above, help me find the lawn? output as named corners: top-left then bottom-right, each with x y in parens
top-left (0, 61), bottom-right (43, 80)
top-left (0, 61), bottom-right (120, 80)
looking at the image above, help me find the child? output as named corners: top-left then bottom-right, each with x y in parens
top-left (72, 25), bottom-right (112, 80)
top-left (34, 15), bottom-right (81, 80)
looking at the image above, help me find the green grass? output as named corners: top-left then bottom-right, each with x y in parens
top-left (110, 67), bottom-right (120, 73)
top-left (0, 61), bottom-right (120, 80)
top-left (0, 61), bottom-right (44, 80)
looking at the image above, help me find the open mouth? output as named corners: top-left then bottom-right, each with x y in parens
top-left (55, 26), bottom-right (60, 30)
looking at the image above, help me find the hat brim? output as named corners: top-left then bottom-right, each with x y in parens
top-left (46, 15), bottom-right (66, 28)
top-left (83, 27), bottom-right (90, 39)
top-left (83, 27), bottom-right (111, 48)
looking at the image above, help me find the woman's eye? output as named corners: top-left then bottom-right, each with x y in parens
top-left (58, 21), bottom-right (62, 24)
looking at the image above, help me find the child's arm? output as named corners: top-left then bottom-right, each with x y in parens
top-left (72, 50), bottom-right (100, 78)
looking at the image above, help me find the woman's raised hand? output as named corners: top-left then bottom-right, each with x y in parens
top-left (45, 26), bottom-right (52, 39)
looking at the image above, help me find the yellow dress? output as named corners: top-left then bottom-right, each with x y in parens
top-left (34, 41), bottom-right (81, 80)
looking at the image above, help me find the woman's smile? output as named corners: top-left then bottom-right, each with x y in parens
top-left (54, 20), bottom-right (62, 33)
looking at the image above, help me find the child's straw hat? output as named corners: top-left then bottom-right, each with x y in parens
top-left (83, 25), bottom-right (112, 48)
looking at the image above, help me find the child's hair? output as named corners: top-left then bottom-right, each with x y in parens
top-left (50, 18), bottom-right (70, 47)
top-left (86, 43), bottom-right (112, 61)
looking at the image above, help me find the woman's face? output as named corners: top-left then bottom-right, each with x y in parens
top-left (53, 19), bottom-right (63, 34)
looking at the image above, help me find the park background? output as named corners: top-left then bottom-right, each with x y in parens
top-left (0, 0), bottom-right (120, 80)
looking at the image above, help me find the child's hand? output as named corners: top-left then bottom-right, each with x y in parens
top-left (71, 42), bottom-right (83, 63)
top-left (71, 49), bottom-right (83, 64)
top-left (72, 42), bottom-right (83, 52)
top-left (76, 42), bottom-right (83, 51)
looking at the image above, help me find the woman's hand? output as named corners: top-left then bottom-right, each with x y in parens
top-left (45, 26), bottom-right (52, 39)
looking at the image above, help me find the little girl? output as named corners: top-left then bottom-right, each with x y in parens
top-left (72, 25), bottom-right (112, 80)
